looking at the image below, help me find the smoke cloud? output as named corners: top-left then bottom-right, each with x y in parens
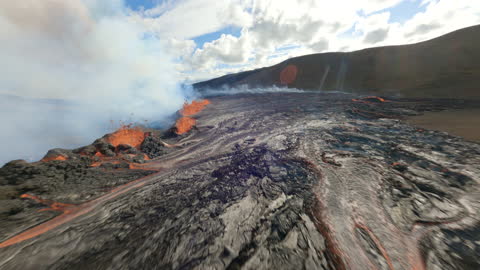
top-left (0, 0), bottom-right (189, 165)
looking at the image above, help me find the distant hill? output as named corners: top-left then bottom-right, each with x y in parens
top-left (194, 25), bottom-right (480, 99)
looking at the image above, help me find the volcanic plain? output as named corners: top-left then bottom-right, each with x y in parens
top-left (1, 91), bottom-right (479, 270)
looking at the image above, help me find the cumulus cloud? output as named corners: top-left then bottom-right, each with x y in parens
top-left (176, 0), bottom-right (480, 81)
top-left (190, 32), bottom-right (252, 69)
top-left (130, 0), bottom-right (252, 39)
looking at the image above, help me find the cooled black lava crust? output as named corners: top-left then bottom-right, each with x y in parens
top-left (1, 92), bottom-right (479, 270)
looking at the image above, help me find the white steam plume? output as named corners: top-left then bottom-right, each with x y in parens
top-left (0, 0), bottom-right (189, 165)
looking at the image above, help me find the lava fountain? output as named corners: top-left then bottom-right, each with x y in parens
top-left (175, 99), bottom-right (211, 134)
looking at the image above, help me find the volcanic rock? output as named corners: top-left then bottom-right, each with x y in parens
top-left (93, 139), bottom-right (116, 157)
top-left (0, 92), bottom-right (479, 270)
top-left (141, 134), bottom-right (168, 158)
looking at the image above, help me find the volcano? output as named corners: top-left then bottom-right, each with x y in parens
top-left (1, 91), bottom-right (480, 270)
top-left (194, 25), bottom-right (480, 100)
top-left (2, 24), bottom-right (480, 270)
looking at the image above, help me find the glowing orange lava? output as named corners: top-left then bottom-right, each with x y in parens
top-left (175, 99), bottom-right (211, 134)
top-left (175, 117), bottom-right (196, 134)
top-left (180, 99), bottom-right (211, 116)
top-left (41, 155), bottom-right (68, 162)
top-left (20, 194), bottom-right (74, 213)
top-left (280, 64), bottom-right (298, 85)
top-left (352, 96), bottom-right (388, 104)
top-left (0, 172), bottom-right (158, 249)
top-left (128, 163), bottom-right (157, 170)
top-left (94, 152), bottom-right (106, 158)
top-left (106, 126), bottom-right (146, 149)
top-left (0, 102), bottom-right (211, 249)
top-left (354, 223), bottom-right (395, 270)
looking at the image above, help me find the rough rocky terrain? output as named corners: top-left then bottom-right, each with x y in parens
top-left (0, 91), bottom-right (479, 270)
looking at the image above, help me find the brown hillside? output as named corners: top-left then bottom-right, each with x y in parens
top-left (194, 25), bottom-right (480, 99)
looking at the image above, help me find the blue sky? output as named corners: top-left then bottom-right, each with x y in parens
top-left (126, 0), bottom-right (427, 49)
top-left (126, 0), bottom-right (159, 11)
top-left (0, 0), bottom-right (479, 164)
top-left (13, 0), bottom-right (472, 83)
top-left (120, 0), bottom-right (480, 82)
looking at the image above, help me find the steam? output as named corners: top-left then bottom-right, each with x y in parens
top-left (0, 0), bottom-right (190, 165)
top-left (198, 85), bottom-right (306, 97)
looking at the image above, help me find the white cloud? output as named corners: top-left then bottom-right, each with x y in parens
top-left (6, 0), bottom-right (479, 83)
top-left (130, 0), bottom-right (252, 39)
top-left (176, 0), bottom-right (480, 82)
top-left (190, 31), bottom-right (253, 69)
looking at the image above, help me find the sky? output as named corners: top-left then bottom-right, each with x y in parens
top-left (0, 0), bottom-right (478, 164)
top-left (123, 0), bottom-right (480, 82)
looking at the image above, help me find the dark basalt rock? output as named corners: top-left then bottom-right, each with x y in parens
top-left (141, 134), bottom-right (168, 158)
top-left (93, 139), bottom-right (116, 157)
top-left (0, 92), bottom-right (479, 270)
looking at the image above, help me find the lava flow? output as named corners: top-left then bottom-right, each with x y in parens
top-left (175, 99), bottom-right (210, 134)
top-left (0, 173), bottom-right (158, 249)
top-left (41, 155), bottom-right (68, 162)
top-left (352, 96), bottom-right (388, 104)
top-left (175, 117), bottom-right (197, 134)
top-left (20, 194), bottom-right (74, 213)
top-left (1, 92), bottom-right (479, 269)
top-left (86, 125), bottom-right (149, 168)
top-left (180, 99), bottom-right (211, 116)
top-left (105, 125), bottom-right (146, 148)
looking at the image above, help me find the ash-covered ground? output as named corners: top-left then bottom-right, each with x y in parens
top-left (1, 91), bottom-right (479, 270)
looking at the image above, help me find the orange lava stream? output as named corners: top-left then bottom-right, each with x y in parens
top-left (0, 102), bottom-right (211, 248)
top-left (20, 194), bottom-right (74, 212)
top-left (354, 223), bottom-right (395, 270)
top-left (41, 155), bottom-right (68, 162)
top-left (175, 99), bottom-right (211, 134)
top-left (0, 173), bottom-right (157, 249)
top-left (352, 96), bottom-right (388, 104)
top-left (175, 117), bottom-right (196, 134)
top-left (180, 99), bottom-right (211, 116)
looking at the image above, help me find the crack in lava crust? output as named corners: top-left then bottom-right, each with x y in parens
top-left (0, 92), bottom-right (479, 270)
top-left (0, 172), bottom-right (159, 249)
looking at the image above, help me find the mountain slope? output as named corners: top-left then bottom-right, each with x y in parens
top-left (194, 25), bottom-right (480, 99)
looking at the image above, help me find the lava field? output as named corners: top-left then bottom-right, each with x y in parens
top-left (0, 92), bottom-right (479, 270)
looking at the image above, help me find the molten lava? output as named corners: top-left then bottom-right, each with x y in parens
top-left (106, 125), bottom-right (146, 149)
top-left (354, 223), bottom-right (395, 270)
top-left (20, 194), bottom-right (74, 213)
top-left (180, 99), bottom-right (211, 116)
top-left (352, 96), bottom-right (388, 104)
top-left (94, 151), bottom-right (106, 158)
top-left (0, 172), bottom-right (158, 249)
top-left (175, 117), bottom-right (196, 135)
top-left (89, 126), bottom-right (149, 167)
top-left (41, 155), bottom-right (68, 162)
top-left (175, 99), bottom-right (211, 134)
